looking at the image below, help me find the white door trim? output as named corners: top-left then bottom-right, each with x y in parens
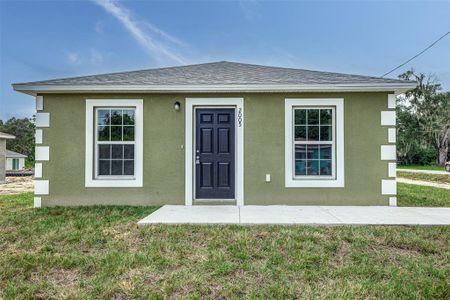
top-left (185, 98), bottom-right (244, 206)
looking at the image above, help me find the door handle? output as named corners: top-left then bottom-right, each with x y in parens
top-left (195, 155), bottom-right (200, 164)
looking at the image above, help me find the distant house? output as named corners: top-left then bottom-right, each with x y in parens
top-left (13, 61), bottom-right (416, 208)
top-left (0, 131), bottom-right (15, 183)
top-left (6, 150), bottom-right (27, 171)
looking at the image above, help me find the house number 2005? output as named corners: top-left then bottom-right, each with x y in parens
top-left (237, 108), bottom-right (243, 127)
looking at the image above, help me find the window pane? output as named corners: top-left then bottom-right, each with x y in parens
top-left (307, 160), bottom-right (319, 175)
top-left (294, 109), bottom-right (306, 125)
top-left (97, 110), bottom-right (110, 125)
top-left (112, 145), bottom-right (123, 159)
top-left (320, 145), bottom-right (332, 159)
top-left (320, 109), bottom-right (332, 125)
top-left (110, 110), bottom-right (122, 125)
top-left (124, 145), bottom-right (134, 159)
top-left (98, 126), bottom-right (110, 141)
top-left (99, 145), bottom-right (111, 159)
top-left (99, 160), bottom-right (110, 175)
top-left (320, 160), bottom-right (332, 176)
top-left (295, 145), bottom-right (306, 160)
top-left (123, 110), bottom-right (135, 125)
top-left (307, 144), bottom-right (319, 159)
top-left (294, 126), bottom-right (306, 141)
top-left (111, 160), bottom-right (123, 175)
top-left (307, 126), bottom-right (319, 141)
top-left (307, 109), bottom-right (319, 125)
top-left (320, 126), bottom-right (332, 141)
top-left (111, 126), bottom-right (122, 141)
top-left (295, 159), bottom-right (306, 176)
top-left (123, 126), bottom-right (135, 141)
top-left (124, 160), bottom-right (134, 175)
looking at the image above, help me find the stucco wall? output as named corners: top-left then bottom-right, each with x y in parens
top-left (38, 92), bottom-right (392, 206)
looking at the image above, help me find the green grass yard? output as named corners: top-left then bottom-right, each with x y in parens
top-left (397, 165), bottom-right (447, 171)
top-left (1, 186), bottom-right (449, 299)
top-left (397, 183), bottom-right (450, 207)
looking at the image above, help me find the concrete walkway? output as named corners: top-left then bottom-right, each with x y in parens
top-left (138, 205), bottom-right (450, 226)
top-left (397, 177), bottom-right (450, 189)
top-left (397, 168), bottom-right (449, 175)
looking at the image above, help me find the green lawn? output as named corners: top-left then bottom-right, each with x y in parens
top-left (397, 165), bottom-right (446, 171)
top-left (398, 171), bottom-right (450, 185)
top-left (1, 191), bottom-right (449, 299)
top-left (397, 183), bottom-right (450, 207)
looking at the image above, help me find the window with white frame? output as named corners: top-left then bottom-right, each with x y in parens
top-left (293, 108), bottom-right (334, 178)
top-left (285, 99), bottom-right (344, 188)
top-left (85, 99), bottom-right (143, 187)
top-left (96, 108), bottom-right (135, 177)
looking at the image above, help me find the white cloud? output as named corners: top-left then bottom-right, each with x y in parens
top-left (90, 49), bottom-right (104, 65)
top-left (91, 0), bottom-right (186, 64)
top-left (66, 52), bottom-right (82, 65)
top-left (95, 21), bottom-right (104, 34)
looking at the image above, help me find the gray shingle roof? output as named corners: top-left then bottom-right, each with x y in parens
top-left (14, 61), bottom-right (410, 86)
top-left (6, 150), bottom-right (27, 158)
top-left (0, 132), bottom-right (15, 139)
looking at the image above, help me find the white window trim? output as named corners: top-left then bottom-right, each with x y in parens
top-left (85, 99), bottom-right (143, 187)
top-left (285, 98), bottom-right (344, 188)
top-left (185, 98), bottom-right (244, 206)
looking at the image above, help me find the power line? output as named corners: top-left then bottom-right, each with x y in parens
top-left (381, 30), bottom-right (450, 77)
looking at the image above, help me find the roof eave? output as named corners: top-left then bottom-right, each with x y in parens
top-left (13, 83), bottom-right (417, 95)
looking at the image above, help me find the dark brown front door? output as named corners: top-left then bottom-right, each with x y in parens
top-left (195, 108), bottom-right (235, 199)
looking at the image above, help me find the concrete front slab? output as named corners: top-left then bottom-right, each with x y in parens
top-left (321, 206), bottom-right (450, 225)
top-left (137, 205), bottom-right (450, 226)
top-left (240, 206), bottom-right (342, 224)
top-left (137, 205), bottom-right (239, 225)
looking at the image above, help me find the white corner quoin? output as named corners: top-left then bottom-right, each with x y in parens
top-left (284, 98), bottom-right (345, 188)
top-left (381, 145), bottom-right (396, 161)
top-left (387, 94), bottom-right (396, 109)
top-left (85, 99), bottom-right (143, 188)
top-left (185, 98), bottom-right (244, 206)
top-left (35, 146), bottom-right (50, 161)
top-left (35, 112), bottom-right (50, 127)
top-left (381, 111), bottom-right (396, 126)
top-left (35, 129), bottom-right (43, 144)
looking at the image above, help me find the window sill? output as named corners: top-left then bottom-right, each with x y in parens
top-left (85, 178), bottom-right (143, 188)
top-left (285, 177), bottom-right (344, 188)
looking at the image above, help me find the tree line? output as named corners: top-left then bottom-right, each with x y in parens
top-left (397, 70), bottom-right (450, 166)
top-left (0, 117), bottom-right (35, 163)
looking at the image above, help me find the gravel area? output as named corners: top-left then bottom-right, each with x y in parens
top-left (397, 177), bottom-right (450, 190)
top-left (0, 176), bottom-right (34, 195)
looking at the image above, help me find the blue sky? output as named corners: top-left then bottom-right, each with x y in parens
top-left (1, 0), bottom-right (449, 120)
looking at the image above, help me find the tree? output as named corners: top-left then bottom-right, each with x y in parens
top-left (0, 117), bottom-right (35, 162)
top-left (398, 70), bottom-right (450, 165)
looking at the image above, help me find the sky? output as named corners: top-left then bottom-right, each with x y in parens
top-left (1, 0), bottom-right (449, 120)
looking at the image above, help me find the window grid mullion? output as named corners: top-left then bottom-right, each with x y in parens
top-left (293, 106), bottom-right (334, 178)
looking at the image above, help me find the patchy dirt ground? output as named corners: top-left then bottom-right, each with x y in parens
top-left (0, 176), bottom-right (34, 195)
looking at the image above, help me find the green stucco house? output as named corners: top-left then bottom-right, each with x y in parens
top-left (13, 61), bottom-right (416, 208)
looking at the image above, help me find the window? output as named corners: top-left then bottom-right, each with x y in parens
top-left (95, 108), bottom-right (135, 177)
top-left (293, 108), bottom-right (334, 178)
top-left (85, 99), bottom-right (143, 187)
top-left (285, 99), bottom-right (344, 188)
top-left (12, 158), bottom-right (19, 170)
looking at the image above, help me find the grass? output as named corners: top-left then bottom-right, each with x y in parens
top-left (397, 183), bottom-right (450, 207)
top-left (1, 192), bottom-right (449, 299)
top-left (397, 171), bottom-right (450, 184)
top-left (397, 165), bottom-right (446, 171)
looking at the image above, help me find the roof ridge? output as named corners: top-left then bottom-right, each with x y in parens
top-left (13, 61), bottom-right (411, 86)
